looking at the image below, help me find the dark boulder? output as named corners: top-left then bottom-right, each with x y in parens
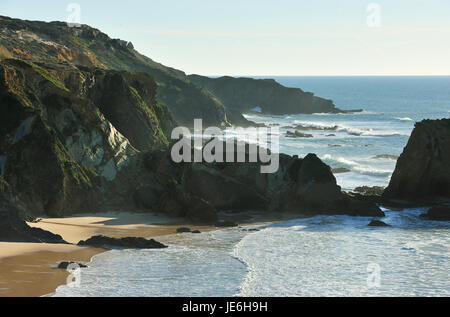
top-left (176, 227), bottom-right (192, 233)
top-left (278, 154), bottom-right (385, 217)
top-left (368, 220), bottom-right (390, 227)
top-left (354, 186), bottom-right (385, 196)
top-left (77, 235), bottom-right (168, 249)
top-left (383, 119), bottom-right (450, 205)
top-left (286, 131), bottom-right (313, 138)
top-left (240, 228), bottom-right (260, 232)
top-left (420, 206), bottom-right (450, 221)
top-left (57, 262), bottom-right (88, 269)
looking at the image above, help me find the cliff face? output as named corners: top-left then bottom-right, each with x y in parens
top-left (0, 58), bottom-right (173, 217)
top-left (383, 119), bottom-right (450, 204)
top-left (0, 16), bottom-right (228, 127)
top-left (0, 178), bottom-right (67, 243)
top-left (133, 147), bottom-right (384, 222)
top-left (188, 75), bottom-right (346, 117)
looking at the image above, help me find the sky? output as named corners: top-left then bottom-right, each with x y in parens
top-left (1, 0), bottom-right (450, 76)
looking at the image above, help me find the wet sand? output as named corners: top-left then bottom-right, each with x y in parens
top-left (0, 212), bottom-right (214, 297)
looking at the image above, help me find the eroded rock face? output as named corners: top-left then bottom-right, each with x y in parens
top-left (188, 75), bottom-right (351, 116)
top-left (134, 144), bottom-right (384, 220)
top-left (0, 179), bottom-right (67, 243)
top-left (368, 220), bottom-right (390, 227)
top-left (383, 119), bottom-right (450, 204)
top-left (0, 59), bottom-right (173, 217)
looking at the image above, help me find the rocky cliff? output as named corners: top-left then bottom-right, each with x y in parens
top-left (0, 16), bottom-right (228, 127)
top-left (0, 58), bottom-right (172, 217)
top-left (383, 119), bottom-right (450, 205)
top-left (0, 16), bottom-right (383, 235)
top-left (188, 75), bottom-right (355, 118)
top-left (0, 178), bottom-right (67, 243)
top-left (132, 145), bottom-right (384, 223)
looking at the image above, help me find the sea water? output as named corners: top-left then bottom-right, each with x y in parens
top-left (54, 77), bottom-right (450, 297)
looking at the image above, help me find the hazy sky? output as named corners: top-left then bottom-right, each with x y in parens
top-left (1, 0), bottom-right (450, 76)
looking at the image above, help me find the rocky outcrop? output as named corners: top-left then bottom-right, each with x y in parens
top-left (0, 178), bottom-right (67, 243)
top-left (77, 235), bottom-right (168, 249)
top-left (368, 220), bottom-right (390, 227)
top-left (0, 58), bottom-right (179, 217)
top-left (176, 227), bottom-right (193, 233)
top-left (286, 131), bottom-right (313, 138)
top-left (188, 75), bottom-right (359, 118)
top-left (129, 144), bottom-right (384, 223)
top-left (176, 228), bottom-right (202, 234)
top-left (57, 262), bottom-right (88, 269)
top-left (383, 119), bottom-right (450, 205)
top-left (420, 206), bottom-right (450, 221)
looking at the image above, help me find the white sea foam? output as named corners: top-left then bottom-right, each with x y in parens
top-left (322, 154), bottom-right (393, 178)
top-left (322, 154), bottom-right (359, 167)
top-left (290, 121), bottom-right (404, 137)
top-left (396, 117), bottom-right (413, 121)
top-left (353, 165), bottom-right (392, 177)
top-left (52, 211), bottom-right (450, 297)
top-left (233, 211), bottom-right (450, 297)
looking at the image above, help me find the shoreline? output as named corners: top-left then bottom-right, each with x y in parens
top-left (0, 212), bottom-right (216, 297)
top-left (0, 211), bottom-right (303, 297)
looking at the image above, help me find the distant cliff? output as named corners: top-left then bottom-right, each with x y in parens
top-left (188, 75), bottom-right (354, 118)
top-left (383, 118), bottom-right (450, 205)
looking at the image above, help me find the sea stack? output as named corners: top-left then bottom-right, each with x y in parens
top-left (383, 119), bottom-right (450, 205)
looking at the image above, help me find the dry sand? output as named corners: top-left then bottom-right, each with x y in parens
top-left (0, 212), bottom-right (214, 297)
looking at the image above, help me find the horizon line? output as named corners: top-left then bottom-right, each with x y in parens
top-left (196, 74), bottom-right (450, 78)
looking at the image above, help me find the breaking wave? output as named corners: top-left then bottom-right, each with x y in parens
top-left (322, 154), bottom-right (392, 178)
top-left (395, 117), bottom-right (413, 121)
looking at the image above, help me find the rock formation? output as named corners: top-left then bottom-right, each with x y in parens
top-left (0, 178), bottom-right (67, 243)
top-left (187, 75), bottom-right (359, 118)
top-left (77, 235), bottom-right (168, 249)
top-left (0, 58), bottom-right (172, 217)
top-left (57, 262), bottom-right (88, 269)
top-left (420, 206), bottom-right (450, 221)
top-left (368, 220), bottom-right (390, 227)
top-left (383, 119), bottom-right (450, 205)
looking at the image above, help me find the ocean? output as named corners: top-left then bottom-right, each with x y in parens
top-left (54, 77), bottom-right (450, 297)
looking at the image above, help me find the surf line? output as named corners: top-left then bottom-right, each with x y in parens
top-left (170, 119), bottom-right (280, 174)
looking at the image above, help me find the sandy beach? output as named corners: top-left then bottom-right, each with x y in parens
top-left (0, 212), bottom-right (214, 297)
